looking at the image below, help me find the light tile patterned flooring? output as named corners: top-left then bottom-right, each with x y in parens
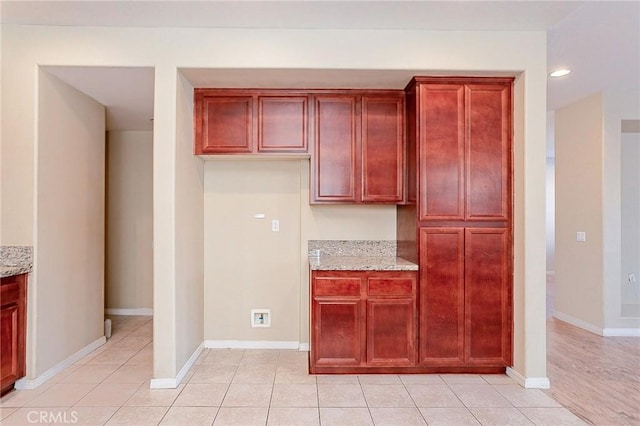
top-left (0, 316), bottom-right (585, 425)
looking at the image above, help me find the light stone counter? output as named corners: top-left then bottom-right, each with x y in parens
top-left (0, 246), bottom-right (33, 278)
top-left (308, 240), bottom-right (418, 271)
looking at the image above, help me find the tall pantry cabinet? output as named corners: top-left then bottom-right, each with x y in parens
top-left (398, 77), bottom-right (513, 371)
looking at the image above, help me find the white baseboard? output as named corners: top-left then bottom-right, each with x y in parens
top-left (105, 308), bottom-right (153, 316)
top-left (150, 341), bottom-right (204, 389)
top-left (205, 340), bottom-right (301, 350)
top-left (553, 311), bottom-right (603, 335)
top-left (554, 311), bottom-right (640, 337)
top-left (298, 343), bottom-right (310, 351)
top-left (506, 367), bottom-right (550, 389)
top-left (603, 328), bottom-right (640, 337)
top-left (15, 336), bottom-right (106, 390)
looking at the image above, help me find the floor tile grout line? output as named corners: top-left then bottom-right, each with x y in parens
top-left (264, 350), bottom-right (283, 425)
top-left (440, 374), bottom-right (487, 424)
top-left (399, 374), bottom-right (430, 424)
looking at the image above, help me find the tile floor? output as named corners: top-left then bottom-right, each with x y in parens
top-left (0, 316), bottom-right (585, 425)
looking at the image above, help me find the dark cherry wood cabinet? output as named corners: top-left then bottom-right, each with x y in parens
top-left (464, 228), bottom-right (512, 366)
top-left (418, 227), bottom-right (512, 367)
top-left (417, 83), bottom-right (465, 221)
top-left (366, 274), bottom-right (416, 366)
top-left (195, 92), bottom-right (253, 154)
top-left (194, 90), bottom-right (309, 155)
top-left (258, 95), bottom-right (308, 153)
top-left (313, 95), bottom-right (359, 202)
top-left (361, 95), bottom-right (405, 203)
top-left (311, 91), bottom-right (405, 204)
top-left (399, 76), bottom-right (514, 372)
top-left (195, 88), bottom-right (405, 204)
top-left (1, 274), bottom-right (27, 396)
top-left (311, 272), bottom-right (364, 366)
top-left (465, 84), bottom-right (511, 221)
top-left (418, 227), bottom-right (465, 366)
top-left (310, 270), bottom-right (417, 373)
top-left (415, 80), bottom-right (511, 222)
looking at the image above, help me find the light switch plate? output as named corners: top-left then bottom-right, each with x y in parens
top-left (576, 231), bottom-right (586, 242)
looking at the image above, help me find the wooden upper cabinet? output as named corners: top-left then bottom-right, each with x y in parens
top-left (311, 91), bottom-right (406, 204)
top-left (418, 84), bottom-right (465, 221)
top-left (257, 95), bottom-right (308, 152)
top-left (412, 78), bottom-right (512, 222)
top-left (313, 95), bottom-right (359, 202)
top-left (465, 84), bottom-right (511, 221)
top-left (361, 95), bottom-right (405, 203)
top-left (194, 90), bottom-right (309, 155)
top-left (195, 93), bottom-right (253, 154)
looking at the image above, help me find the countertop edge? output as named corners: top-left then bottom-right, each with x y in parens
top-left (308, 256), bottom-right (419, 272)
top-left (0, 265), bottom-right (32, 279)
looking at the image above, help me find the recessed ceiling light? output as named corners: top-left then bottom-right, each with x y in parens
top-left (549, 69), bottom-right (571, 78)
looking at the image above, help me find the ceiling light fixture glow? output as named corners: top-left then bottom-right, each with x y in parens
top-left (549, 69), bottom-right (571, 78)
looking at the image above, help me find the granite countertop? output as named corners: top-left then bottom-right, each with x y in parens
top-left (1, 265), bottom-right (32, 278)
top-left (309, 255), bottom-right (418, 271)
top-left (0, 246), bottom-right (33, 278)
top-left (307, 240), bottom-right (418, 271)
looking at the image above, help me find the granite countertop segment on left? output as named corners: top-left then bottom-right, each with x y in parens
top-left (308, 240), bottom-right (418, 271)
top-left (0, 246), bottom-right (33, 278)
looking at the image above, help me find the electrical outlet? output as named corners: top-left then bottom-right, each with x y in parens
top-left (251, 309), bottom-right (271, 328)
top-left (272, 219), bottom-right (279, 232)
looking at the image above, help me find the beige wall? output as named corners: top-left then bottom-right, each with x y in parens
top-left (204, 160), bottom-right (302, 343)
top-left (106, 131), bottom-right (153, 312)
top-left (32, 70), bottom-right (105, 377)
top-left (174, 73), bottom-right (204, 372)
top-left (555, 90), bottom-right (640, 333)
top-left (621, 132), bottom-right (640, 312)
top-left (546, 158), bottom-right (555, 273)
top-left (203, 159), bottom-right (397, 346)
top-left (602, 90), bottom-right (640, 330)
top-left (555, 93), bottom-right (604, 329)
top-left (1, 24), bottom-right (549, 384)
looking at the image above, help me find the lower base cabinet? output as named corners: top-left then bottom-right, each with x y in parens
top-left (310, 270), bottom-right (417, 373)
top-left (1, 274), bottom-right (27, 396)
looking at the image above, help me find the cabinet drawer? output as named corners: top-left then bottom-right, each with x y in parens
top-left (367, 277), bottom-right (415, 296)
top-left (0, 282), bottom-right (20, 307)
top-left (314, 277), bottom-right (362, 297)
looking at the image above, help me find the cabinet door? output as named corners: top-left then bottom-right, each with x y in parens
top-left (195, 94), bottom-right (253, 154)
top-left (366, 272), bottom-right (416, 366)
top-left (0, 276), bottom-right (25, 395)
top-left (0, 304), bottom-right (20, 391)
top-left (361, 95), bottom-right (404, 202)
top-left (366, 298), bottom-right (415, 366)
top-left (312, 298), bottom-right (364, 366)
top-left (311, 272), bottom-right (365, 367)
top-left (257, 96), bottom-right (308, 152)
top-left (312, 96), bottom-right (359, 202)
top-left (418, 84), bottom-right (465, 221)
top-left (465, 228), bottom-right (512, 366)
top-left (419, 228), bottom-right (465, 365)
top-left (465, 84), bottom-right (511, 221)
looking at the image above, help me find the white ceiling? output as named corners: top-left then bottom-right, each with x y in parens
top-left (2, 0), bottom-right (639, 134)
